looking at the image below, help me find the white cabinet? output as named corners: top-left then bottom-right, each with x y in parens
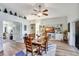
top-left (47, 33), bottom-right (63, 40)
top-left (55, 34), bottom-right (63, 40)
top-left (47, 33), bottom-right (55, 40)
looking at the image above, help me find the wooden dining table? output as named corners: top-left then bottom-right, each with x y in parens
top-left (32, 39), bottom-right (43, 55)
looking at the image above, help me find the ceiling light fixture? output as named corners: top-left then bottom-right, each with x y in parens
top-left (31, 4), bottom-right (48, 17)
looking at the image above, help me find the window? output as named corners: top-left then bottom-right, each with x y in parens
top-left (68, 23), bottom-right (70, 32)
top-left (24, 25), bottom-right (27, 31)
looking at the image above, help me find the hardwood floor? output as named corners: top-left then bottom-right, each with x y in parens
top-left (3, 40), bottom-right (25, 56)
top-left (0, 39), bottom-right (79, 56)
top-left (49, 40), bottom-right (79, 56)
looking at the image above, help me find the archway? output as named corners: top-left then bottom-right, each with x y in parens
top-left (3, 21), bottom-right (22, 41)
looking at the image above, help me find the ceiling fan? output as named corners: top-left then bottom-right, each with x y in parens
top-left (31, 4), bottom-right (48, 17)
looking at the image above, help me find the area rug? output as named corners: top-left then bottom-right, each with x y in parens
top-left (15, 44), bottom-right (56, 56)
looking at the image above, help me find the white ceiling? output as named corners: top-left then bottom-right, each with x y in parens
top-left (0, 3), bottom-right (79, 19)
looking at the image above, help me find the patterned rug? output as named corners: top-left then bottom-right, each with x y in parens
top-left (15, 44), bottom-right (56, 56)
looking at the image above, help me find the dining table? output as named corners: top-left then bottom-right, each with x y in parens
top-left (32, 39), bottom-right (43, 55)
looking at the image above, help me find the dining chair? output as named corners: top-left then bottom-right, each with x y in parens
top-left (29, 33), bottom-right (35, 40)
top-left (24, 37), bottom-right (40, 56)
top-left (39, 35), bottom-right (48, 54)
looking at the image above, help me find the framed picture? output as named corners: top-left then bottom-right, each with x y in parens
top-left (24, 25), bottom-right (27, 31)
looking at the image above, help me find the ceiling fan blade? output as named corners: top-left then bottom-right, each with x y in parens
top-left (43, 9), bottom-right (48, 12)
top-left (33, 9), bottom-right (38, 12)
top-left (31, 13), bottom-right (37, 15)
top-left (42, 13), bottom-right (48, 16)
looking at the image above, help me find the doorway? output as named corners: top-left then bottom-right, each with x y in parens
top-left (75, 21), bottom-right (79, 49)
top-left (29, 24), bottom-right (35, 38)
top-left (3, 21), bottom-right (22, 41)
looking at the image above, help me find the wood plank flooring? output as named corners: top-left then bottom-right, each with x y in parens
top-left (49, 40), bottom-right (79, 56)
top-left (0, 40), bottom-right (79, 56)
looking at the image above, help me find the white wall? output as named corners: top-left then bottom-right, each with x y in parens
top-left (0, 21), bottom-right (3, 51)
top-left (69, 22), bottom-right (75, 46)
top-left (3, 21), bottom-right (20, 40)
top-left (0, 5), bottom-right (30, 43)
top-left (40, 17), bottom-right (68, 32)
top-left (48, 4), bottom-right (79, 47)
top-left (13, 22), bottom-right (22, 41)
top-left (0, 12), bottom-right (29, 43)
top-left (66, 5), bottom-right (79, 46)
top-left (68, 17), bottom-right (79, 47)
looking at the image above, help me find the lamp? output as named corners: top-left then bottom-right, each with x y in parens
top-left (37, 12), bottom-right (42, 17)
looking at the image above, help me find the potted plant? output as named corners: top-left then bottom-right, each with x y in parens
top-left (63, 30), bottom-right (68, 42)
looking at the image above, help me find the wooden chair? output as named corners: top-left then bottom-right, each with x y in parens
top-left (29, 33), bottom-right (35, 40)
top-left (39, 36), bottom-right (48, 54)
top-left (24, 37), bottom-right (40, 56)
top-left (43, 36), bottom-right (48, 53)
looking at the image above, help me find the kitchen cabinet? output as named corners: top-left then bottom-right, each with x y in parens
top-left (55, 34), bottom-right (63, 40)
